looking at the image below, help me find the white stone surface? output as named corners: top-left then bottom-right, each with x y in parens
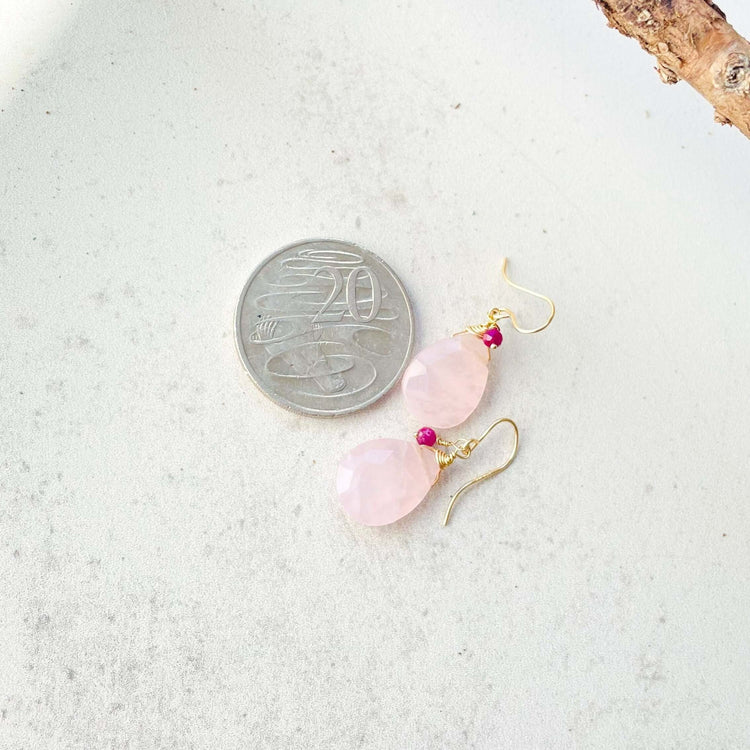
top-left (1, 1), bottom-right (749, 747)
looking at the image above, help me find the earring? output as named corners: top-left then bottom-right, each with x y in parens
top-left (400, 259), bottom-right (554, 429)
top-left (337, 417), bottom-right (519, 526)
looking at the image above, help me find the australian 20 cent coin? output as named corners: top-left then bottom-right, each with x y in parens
top-left (235, 239), bottom-right (414, 416)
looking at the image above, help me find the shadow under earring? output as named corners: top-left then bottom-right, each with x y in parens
top-left (401, 258), bottom-right (554, 429)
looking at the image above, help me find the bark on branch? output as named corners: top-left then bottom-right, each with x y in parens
top-left (594, 0), bottom-right (750, 138)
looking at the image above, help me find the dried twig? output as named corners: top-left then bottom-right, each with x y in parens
top-left (594, 0), bottom-right (750, 138)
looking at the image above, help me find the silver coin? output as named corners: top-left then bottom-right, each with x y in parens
top-left (235, 239), bottom-right (414, 416)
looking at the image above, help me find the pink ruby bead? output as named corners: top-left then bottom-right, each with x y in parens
top-left (416, 427), bottom-right (437, 447)
top-left (482, 327), bottom-right (503, 348)
top-left (337, 439), bottom-right (439, 526)
top-left (401, 333), bottom-right (490, 429)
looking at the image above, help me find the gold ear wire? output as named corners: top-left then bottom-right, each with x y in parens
top-left (462, 259), bottom-right (555, 338)
top-left (490, 258), bottom-right (555, 335)
top-left (436, 417), bottom-right (519, 526)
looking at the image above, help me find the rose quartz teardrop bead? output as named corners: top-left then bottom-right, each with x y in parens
top-left (401, 333), bottom-right (490, 429)
top-left (337, 439), bottom-right (439, 526)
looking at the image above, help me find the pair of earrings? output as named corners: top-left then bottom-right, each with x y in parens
top-left (336, 259), bottom-right (555, 526)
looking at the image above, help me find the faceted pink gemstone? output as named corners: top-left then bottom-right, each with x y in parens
top-left (401, 333), bottom-right (490, 429)
top-left (337, 439), bottom-right (440, 526)
top-left (482, 327), bottom-right (503, 349)
top-left (415, 426), bottom-right (437, 447)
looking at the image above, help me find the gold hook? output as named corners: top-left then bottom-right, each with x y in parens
top-left (463, 258), bottom-right (555, 338)
top-left (491, 258), bottom-right (555, 334)
top-left (437, 417), bottom-right (519, 526)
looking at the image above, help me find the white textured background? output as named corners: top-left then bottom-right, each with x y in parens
top-left (2, 1), bottom-right (750, 748)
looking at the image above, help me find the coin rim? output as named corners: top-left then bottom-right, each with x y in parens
top-left (234, 238), bottom-right (415, 417)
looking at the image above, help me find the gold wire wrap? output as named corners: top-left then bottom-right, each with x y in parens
top-left (435, 450), bottom-right (453, 470)
top-left (462, 258), bottom-right (555, 337)
top-left (435, 438), bottom-right (478, 469)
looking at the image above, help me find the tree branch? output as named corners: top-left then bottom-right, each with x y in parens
top-left (594, 0), bottom-right (750, 138)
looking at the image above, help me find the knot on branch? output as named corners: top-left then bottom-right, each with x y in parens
top-left (719, 52), bottom-right (750, 94)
